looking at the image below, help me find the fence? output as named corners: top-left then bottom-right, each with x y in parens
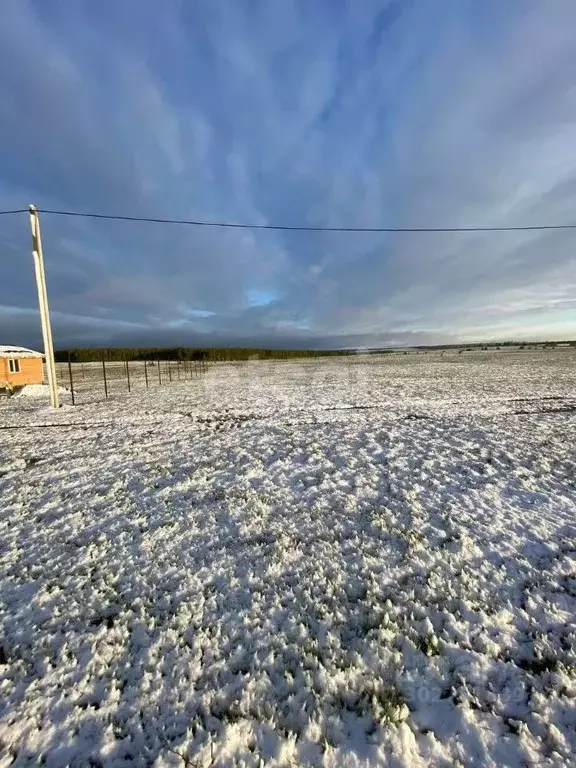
top-left (53, 356), bottom-right (208, 405)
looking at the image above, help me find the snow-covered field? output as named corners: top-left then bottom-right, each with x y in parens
top-left (1, 349), bottom-right (575, 767)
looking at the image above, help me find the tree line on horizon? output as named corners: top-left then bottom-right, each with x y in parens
top-left (54, 339), bottom-right (576, 363)
top-left (55, 347), bottom-right (351, 363)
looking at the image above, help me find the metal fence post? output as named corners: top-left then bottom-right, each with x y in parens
top-left (67, 351), bottom-right (75, 406)
top-left (125, 359), bottom-right (131, 392)
top-left (168, 360), bottom-right (172, 382)
top-left (102, 357), bottom-right (108, 399)
top-left (158, 355), bottom-right (162, 385)
top-left (144, 360), bottom-right (149, 389)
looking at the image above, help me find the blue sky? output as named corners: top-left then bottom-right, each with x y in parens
top-left (1, 0), bottom-right (576, 349)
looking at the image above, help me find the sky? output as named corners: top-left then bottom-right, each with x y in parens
top-left (1, 0), bottom-right (576, 350)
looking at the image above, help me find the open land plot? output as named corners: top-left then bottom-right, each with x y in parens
top-left (1, 349), bottom-right (576, 766)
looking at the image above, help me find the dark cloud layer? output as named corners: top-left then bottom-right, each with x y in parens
top-left (1, 0), bottom-right (575, 350)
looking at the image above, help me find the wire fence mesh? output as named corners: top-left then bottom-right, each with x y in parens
top-left (52, 358), bottom-right (208, 405)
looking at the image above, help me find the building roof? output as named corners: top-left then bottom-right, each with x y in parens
top-left (0, 345), bottom-right (44, 359)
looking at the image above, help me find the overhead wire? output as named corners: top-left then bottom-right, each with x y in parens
top-left (0, 206), bottom-right (575, 232)
top-left (36, 208), bottom-right (576, 233)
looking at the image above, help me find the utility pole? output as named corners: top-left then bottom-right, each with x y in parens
top-left (29, 205), bottom-right (60, 408)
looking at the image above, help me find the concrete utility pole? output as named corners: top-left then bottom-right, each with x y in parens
top-left (29, 205), bottom-right (60, 408)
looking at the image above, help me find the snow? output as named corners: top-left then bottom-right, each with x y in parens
top-left (0, 346), bottom-right (43, 359)
top-left (13, 384), bottom-right (67, 398)
top-left (1, 348), bottom-right (575, 766)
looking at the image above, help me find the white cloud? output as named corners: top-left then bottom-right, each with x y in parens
top-left (0, 0), bottom-right (575, 348)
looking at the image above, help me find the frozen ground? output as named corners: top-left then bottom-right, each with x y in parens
top-left (1, 349), bottom-right (576, 767)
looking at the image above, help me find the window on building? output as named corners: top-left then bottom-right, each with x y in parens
top-left (8, 359), bottom-right (20, 374)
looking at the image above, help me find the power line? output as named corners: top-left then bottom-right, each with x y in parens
top-left (0, 209), bottom-right (29, 216)
top-left (36, 208), bottom-right (576, 233)
top-left (1, 206), bottom-right (576, 232)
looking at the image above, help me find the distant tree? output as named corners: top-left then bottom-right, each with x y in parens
top-left (55, 345), bottom-right (352, 364)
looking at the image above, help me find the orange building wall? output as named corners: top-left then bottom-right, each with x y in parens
top-left (0, 357), bottom-right (44, 387)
